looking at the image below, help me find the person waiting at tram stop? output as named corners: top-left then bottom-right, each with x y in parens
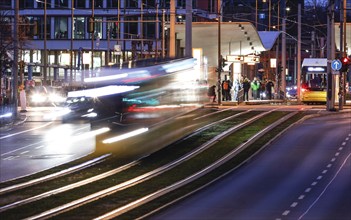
top-left (242, 78), bottom-right (251, 101)
top-left (251, 77), bottom-right (260, 100)
top-left (221, 75), bottom-right (232, 101)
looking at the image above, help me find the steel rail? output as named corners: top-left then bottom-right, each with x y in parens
top-left (95, 111), bottom-right (298, 220)
top-left (0, 154), bottom-right (111, 195)
top-left (24, 110), bottom-right (268, 220)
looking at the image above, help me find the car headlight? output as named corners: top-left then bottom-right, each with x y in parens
top-left (31, 93), bottom-right (47, 103)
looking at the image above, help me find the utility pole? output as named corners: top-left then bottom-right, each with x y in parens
top-left (185, 0), bottom-right (192, 57)
top-left (43, 0), bottom-right (47, 84)
top-left (70, 0), bottom-right (74, 82)
top-left (91, 0), bottom-right (94, 70)
top-left (217, 0), bottom-right (222, 105)
top-left (297, 3), bottom-right (301, 103)
top-left (169, 0), bottom-right (176, 58)
top-left (281, 0), bottom-right (286, 99)
top-left (12, 0), bottom-right (19, 117)
top-left (326, 0), bottom-right (336, 111)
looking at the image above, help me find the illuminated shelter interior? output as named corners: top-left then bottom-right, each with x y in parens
top-left (175, 22), bottom-right (281, 67)
top-left (335, 23), bottom-right (351, 56)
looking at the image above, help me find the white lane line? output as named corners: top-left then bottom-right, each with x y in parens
top-left (305, 188), bottom-right (312, 193)
top-left (317, 175), bottom-right (323, 180)
top-left (20, 151), bottom-right (29, 155)
top-left (327, 163), bottom-right (333, 168)
top-left (291, 202), bottom-right (298, 208)
top-left (331, 158), bottom-right (336, 162)
top-left (311, 181), bottom-right (318, 186)
top-left (282, 210), bottom-right (290, 216)
top-left (3, 156), bottom-right (15, 160)
top-left (298, 152), bottom-right (351, 220)
top-left (0, 122), bottom-right (53, 140)
top-left (335, 152), bottom-right (340, 157)
top-left (322, 169), bottom-right (328, 174)
top-left (298, 195), bottom-right (305, 200)
top-left (35, 145), bottom-right (44, 149)
top-left (342, 142), bottom-right (347, 146)
top-left (339, 147), bottom-right (344, 151)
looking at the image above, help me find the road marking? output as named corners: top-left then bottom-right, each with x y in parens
top-left (3, 156), bottom-right (15, 160)
top-left (298, 152), bottom-right (351, 220)
top-left (0, 122), bottom-right (53, 140)
top-left (331, 158), bottom-right (336, 162)
top-left (339, 147), bottom-right (343, 151)
top-left (298, 195), bottom-right (305, 200)
top-left (20, 151), bottom-right (29, 155)
top-left (327, 163), bottom-right (332, 168)
top-left (291, 202), bottom-right (298, 207)
top-left (305, 188), bottom-right (312, 193)
top-left (322, 169), bottom-right (328, 174)
top-left (35, 146), bottom-right (44, 149)
top-left (317, 175), bottom-right (323, 180)
top-left (342, 142), bottom-right (346, 146)
top-left (311, 181), bottom-right (318, 186)
top-left (335, 152), bottom-right (340, 157)
top-left (282, 210), bottom-right (290, 216)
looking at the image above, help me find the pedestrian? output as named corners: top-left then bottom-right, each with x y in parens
top-left (251, 77), bottom-right (260, 100)
top-left (222, 77), bottom-right (231, 101)
top-left (266, 80), bottom-right (274, 100)
top-left (242, 78), bottom-right (250, 101)
top-left (207, 85), bottom-right (216, 102)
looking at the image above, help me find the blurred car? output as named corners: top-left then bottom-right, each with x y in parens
top-left (28, 86), bottom-right (66, 106)
top-left (286, 85), bottom-right (297, 99)
top-left (61, 96), bottom-right (97, 123)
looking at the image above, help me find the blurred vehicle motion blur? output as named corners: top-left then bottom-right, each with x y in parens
top-left (28, 86), bottom-right (66, 106)
top-left (60, 58), bottom-right (208, 127)
top-left (286, 85), bottom-right (297, 99)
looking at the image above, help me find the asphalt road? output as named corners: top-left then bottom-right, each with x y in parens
top-left (0, 107), bottom-right (96, 182)
top-left (150, 113), bottom-right (351, 220)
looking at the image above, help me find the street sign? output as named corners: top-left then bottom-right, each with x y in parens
top-left (331, 59), bottom-right (342, 71)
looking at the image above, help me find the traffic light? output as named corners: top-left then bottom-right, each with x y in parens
top-left (221, 55), bottom-right (227, 68)
top-left (340, 56), bottom-right (351, 72)
top-left (87, 17), bottom-right (94, 33)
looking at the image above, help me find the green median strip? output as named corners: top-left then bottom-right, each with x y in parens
top-left (50, 111), bottom-right (301, 220)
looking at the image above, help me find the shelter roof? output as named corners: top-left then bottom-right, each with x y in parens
top-left (175, 22), bottom-right (280, 66)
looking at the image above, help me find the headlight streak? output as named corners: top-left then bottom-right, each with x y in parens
top-left (102, 128), bottom-right (149, 144)
top-left (0, 112), bottom-right (13, 118)
top-left (67, 85), bottom-right (140, 98)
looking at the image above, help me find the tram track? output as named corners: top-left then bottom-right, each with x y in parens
top-left (0, 109), bottom-right (308, 219)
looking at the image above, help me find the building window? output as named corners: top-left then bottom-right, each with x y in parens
top-left (125, 0), bottom-right (138, 8)
top-left (95, 0), bottom-right (103, 8)
top-left (107, 18), bottom-right (119, 39)
top-left (54, 17), bottom-right (68, 39)
top-left (144, 16), bottom-right (155, 39)
top-left (55, 0), bottom-right (68, 8)
top-left (124, 17), bottom-right (138, 39)
top-left (20, 0), bottom-right (34, 9)
top-left (36, 17), bottom-right (51, 40)
top-left (107, 0), bottom-right (118, 8)
top-left (75, 0), bottom-right (85, 8)
top-left (73, 17), bottom-right (85, 39)
top-left (0, 0), bottom-right (11, 8)
top-left (93, 17), bottom-right (103, 39)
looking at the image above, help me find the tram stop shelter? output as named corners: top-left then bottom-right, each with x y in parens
top-left (175, 22), bottom-right (281, 67)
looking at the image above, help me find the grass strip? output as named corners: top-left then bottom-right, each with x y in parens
top-left (118, 111), bottom-right (308, 220)
top-left (50, 112), bottom-right (289, 219)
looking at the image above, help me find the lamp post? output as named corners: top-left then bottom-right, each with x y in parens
top-left (70, 0), bottom-right (74, 82)
top-left (43, 0), bottom-right (47, 84)
top-left (91, 0), bottom-right (94, 70)
top-left (217, 0), bottom-right (222, 105)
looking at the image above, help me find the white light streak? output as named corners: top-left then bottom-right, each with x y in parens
top-left (102, 128), bottom-right (148, 144)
